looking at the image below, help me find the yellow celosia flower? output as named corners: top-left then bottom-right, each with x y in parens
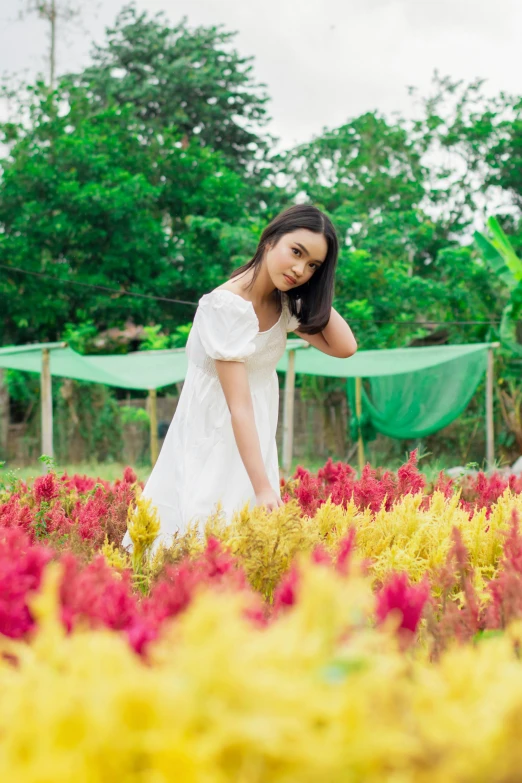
top-left (5, 557), bottom-right (522, 780)
top-left (126, 491), bottom-right (160, 572)
top-left (101, 535), bottom-right (130, 573)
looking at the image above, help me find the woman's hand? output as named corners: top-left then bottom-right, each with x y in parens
top-left (256, 486), bottom-right (284, 512)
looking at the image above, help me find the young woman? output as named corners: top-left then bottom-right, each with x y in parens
top-left (123, 204), bottom-right (357, 551)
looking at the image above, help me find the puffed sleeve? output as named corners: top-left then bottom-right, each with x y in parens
top-left (284, 295), bottom-right (301, 333)
top-left (196, 290), bottom-right (258, 361)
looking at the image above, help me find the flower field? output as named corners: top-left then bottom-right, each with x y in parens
top-left (3, 453), bottom-right (522, 780)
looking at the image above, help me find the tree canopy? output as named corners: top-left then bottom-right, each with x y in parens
top-left (0, 7), bottom-right (521, 357)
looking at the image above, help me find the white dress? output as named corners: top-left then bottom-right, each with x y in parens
top-left (122, 288), bottom-right (300, 551)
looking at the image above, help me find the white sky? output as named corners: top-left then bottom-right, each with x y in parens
top-left (1, 0), bottom-right (521, 151)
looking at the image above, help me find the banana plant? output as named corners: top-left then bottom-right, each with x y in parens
top-left (474, 217), bottom-right (522, 357)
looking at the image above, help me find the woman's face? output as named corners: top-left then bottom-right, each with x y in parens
top-left (265, 229), bottom-right (328, 291)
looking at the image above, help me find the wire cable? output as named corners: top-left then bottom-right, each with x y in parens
top-left (0, 263), bottom-right (198, 307)
top-left (0, 261), bottom-right (508, 326)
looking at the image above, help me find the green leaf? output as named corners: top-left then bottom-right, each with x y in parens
top-left (473, 230), bottom-right (518, 290)
top-left (474, 217), bottom-right (522, 293)
top-left (486, 216), bottom-right (522, 282)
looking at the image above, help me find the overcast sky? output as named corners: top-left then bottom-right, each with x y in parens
top-left (0, 0), bottom-right (521, 150)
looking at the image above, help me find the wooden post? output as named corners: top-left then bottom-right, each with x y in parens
top-left (486, 347), bottom-right (495, 471)
top-left (148, 389), bottom-right (159, 467)
top-left (0, 369), bottom-right (9, 459)
top-left (41, 348), bottom-right (53, 469)
top-left (355, 376), bottom-right (365, 475)
top-left (282, 348), bottom-right (296, 476)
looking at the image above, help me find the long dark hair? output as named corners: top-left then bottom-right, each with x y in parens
top-left (229, 204), bottom-right (339, 334)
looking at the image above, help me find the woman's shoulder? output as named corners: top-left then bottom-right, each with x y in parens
top-left (195, 285), bottom-right (258, 362)
top-left (197, 286), bottom-right (258, 329)
top-left (199, 284), bottom-right (253, 310)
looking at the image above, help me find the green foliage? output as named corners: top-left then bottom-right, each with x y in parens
top-left (0, 5), bottom-right (275, 346)
top-left (62, 321), bottom-right (100, 354)
top-left (474, 217), bottom-right (522, 288)
top-left (474, 217), bottom-right (522, 357)
top-left (139, 326), bottom-right (170, 352)
top-left (71, 5), bottom-right (272, 178)
top-left (1, 14), bottom-right (522, 462)
top-left (55, 381), bottom-right (123, 463)
top-left (120, 406), bottom-right (149, 426)
top-left (5, 369), bottom-right (40, 406)
top-left (138, 322), bottom-right (192, 350)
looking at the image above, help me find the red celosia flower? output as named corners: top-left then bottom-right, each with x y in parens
top-left (375, 572), bottom-right (430, 635)
top-left (311, 544), bottom-right (332, 566)
top-left (122, 466), bottom-right (138, 485)
top-left (273, 565), bottom-right (299, 612)
top-left (336, 528), bottom-right (356, 576)
top-left (485, 511), bottom-right (522, 630)
top-left (396, 450), bottom-right (425, 497)
top-left (0, 528), bottom-right (52, 639)
top-left (59, 554), bottom-right (137, 627)
top-left (0, 495), bottom-right (34, 534)
top-left (71, 487), bottom-right (109, 544)
top-left (352, 465), bottom-right (387, 512)
top-left (144, 538), bottom-right (247, 625)
top-left (33, 473), bottom-right (60, 503)
top-left (317, 458), bottom-right (356, 487)
top-left (293, 470), bottom-right (326, 517)
top-left (433, 471), bottom-right (454, 499)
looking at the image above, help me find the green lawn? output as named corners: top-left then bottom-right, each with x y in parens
top-left (0, 452), bottom-right (463, 486)
top-left (0, 458), bottom-right (329, 485)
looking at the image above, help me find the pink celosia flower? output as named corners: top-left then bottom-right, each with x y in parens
top-left (144, 538), bottom-right (246, 625)
top-left (396, 450), bottom-right (425, 497)
top-left (336, 528), bottom-right (356, 576)
top-left (273, 565), bottom-right (299, 612)
top-left (485, 511), bottom-right (522, 630)
top-left (0, 528), bottom-right (52, 638)
top-left (59, 553), bottom-right (138, 633)
top-left (375, 572), bottom-right (430, 636)
top-left (33, 473), bottom-right (60, 503)
top-left (311, 545), bottom-right (332, 566)
top-left (122, 466), bottom-right (138, 484)
top-left (0, 495), bottom-right (34, 534)
top-left (72, 487), bottom-right (109, 544)
top-left (433, 471), bottom-right (454, 499)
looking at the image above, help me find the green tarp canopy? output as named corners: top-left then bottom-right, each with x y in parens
top-left (277, 342), bottom-right (493, 440)
top-left (344, 344), bottom-right (490, 439)
top-left (0, 341), bottom-right (494, 440)
top-left (0, 345), bottom-right (188, 390)
top-left (276, 341), bottom-right (490, 376)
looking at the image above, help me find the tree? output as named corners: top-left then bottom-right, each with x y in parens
top-left (281, 109), bottom-right (504, 349)
top-left (408, 72), bottom-right (522, 226)
top-left (19, 0), bottom-right (85, 88)
top-left (0, 81), bottom-right (262, 346)
top-left (67, 5), bottom-right (273, 184)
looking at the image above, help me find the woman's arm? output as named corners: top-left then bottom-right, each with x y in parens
top-left (215, 360), bottom-right (282, 509)
top-left (294, 307), bottom-right (357, 358)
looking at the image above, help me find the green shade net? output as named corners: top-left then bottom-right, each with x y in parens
top-left (0, 346), bottom-right (188, 390)
top-left (346, 344), bottom-right (490, 439)
top-left (0, 342), bottom-right (492, 441)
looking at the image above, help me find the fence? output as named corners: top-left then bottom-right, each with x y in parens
top-left (4, 388), bottom-right (353, 467)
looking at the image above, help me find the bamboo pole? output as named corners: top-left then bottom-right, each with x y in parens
top-left (0, 369), bottom-right (9, 459)
top-left (486, 347), bottom-right (495, 470)
top-left (355, 376), bottom-right (365, 475)
top-left (282, 348), bottom-right (296, 476)
top-left (41, 348), bottom-right (53, 469)
top-left (148, 389), bottom-right (159, 467)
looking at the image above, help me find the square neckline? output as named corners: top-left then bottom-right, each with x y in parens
top-left (210, 287), bottom-right (284, 335)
